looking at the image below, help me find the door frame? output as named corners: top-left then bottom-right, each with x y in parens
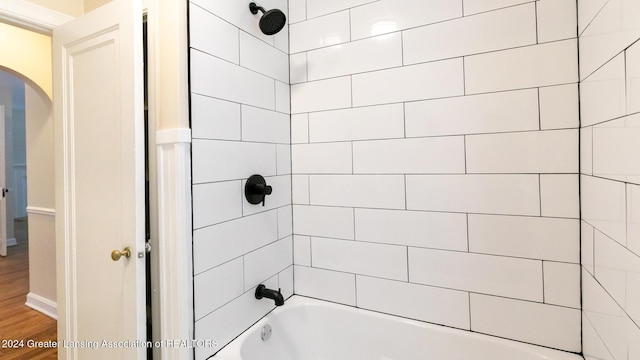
top-left (0, 1), bottom-right (193, 359)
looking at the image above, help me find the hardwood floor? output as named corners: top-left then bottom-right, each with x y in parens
top-left (0, 218), bottom-right (57, 359)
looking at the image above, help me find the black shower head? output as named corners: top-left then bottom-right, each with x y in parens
top-left (249, 2), bottom-right (286, 35)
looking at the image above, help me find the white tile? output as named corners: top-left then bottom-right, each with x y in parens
top-left (582, 269), bottom-right (632, 360)
top-left (292, 175), bottom-right (310, 204)
top-left (403, 4), bottom-right (536, 65)
top-left (582, 313), bottom-right (615, 360)
top-left (192, 181), bottom-right (242, 229)
top-left (594, 231), bottom-right (640, 320)
top-left (405, 89), bottom-right (539, 137)
top-left (293, 205), bottom-right (354, 239)
top-left (194, 258), bottom-right (244, 320)
top-left (544, 262), bottom-right (581, 308)
top-left (195, 277), bottom-right (278, 359)
top-left (309, 175), bottom-right (406, 209)
top-left (290, 10), bottom-right (350, 53)
top-left (288, 0), bottom-right (306, 23)
top-left (244, 237), bottom-right (293, 289)
top-left (307, 0), bottom-right (376, 19)
top-left (357, 276), bottom-right (471, 329)
top-left (537, 0), bottom-right (577, 43)
top-left (352, 59), bottom-right (464, 107)
top-left (307, 32), bottom-right (402, 81)
top-left (291, 76), bottom-right (351, 113)
top-left (277, 205), bottom-right (293, 238)
top-left (291, 113), bottom-right (309, 143)
top-left (355, 209), bottom-right (468, 251)
top-left (628, 184), bottom-right (640, 256)
top-left (290, 52), bottom-right (307, 84)
top-left (190, 4), bottom-right (239, 63)
top-left (273, 21), bottom-right (289, 53)
top-left (275, 80), bottom-right (290, 114)
top-left (465, 39), bottom-right (578, 94)
top-left (191, 50), bottom-right (275, 110)
top-left (463, 0), bottom-right (531, 16)
top-left (406, 175), bottom-right (540, 216)
top-left (293, 265), bottom-right (356, 305)
top-left (192, 140), bottom-right (276, 183)
top-left (191, 94), bottom-right (241, 141)
top-left (578, 0), bottom-right (608, 34)
top-left (309, 104), bottom-right (405, 142)
top-left (276, 144), bottom-right (291, 175)
top-left (409, 248), bottom-right (543, 301)
top-left (581, 175), bottom-right (627, 246)
top-left (579, 0), bottom-right (640, 80)
top-left (193, 211), bottom-right (278, 274)
top-left (312, 237), bottom-right (408, 281)
top-left (353, 137), bottom-right (466, 174)
top-left (350, 0), bottom-right (462, 40)
top-left (468, 214), bottom-right (580, 263)
top-left (628, 41), bottom-right (640, 114)
top-left (242, 175), bottom-right (291, 216)
top-left (292, 143), bottom-right (352, 174)
top-left (278, 265), bottom-right (294, 299)
top-left (191, 0), bottom-right (285, 45)
top-left (539, 84), bottom-right (580, 130)
top-left (580, 53), bottom-right (626, 127)
top-left (581, 126), bottom-right (593, 175)
top-left (293, 235), bottom-right (311, 266)
top-left (470, 294), bottom-right (581, 352)
top-left (582, 221), bottom-right (596, 275)
top-left (466, 130), bottom-right (579, 174)
top-left (241, 105), bottom-right (290, 144)
top-left (628, 319), bottom-right (640, 360)
top-left (239, 31), bottom-right (288, 83)
top-left (540, 174), bottom-right (580, 219)
top-left (592, 114), bottom-right (640, 182)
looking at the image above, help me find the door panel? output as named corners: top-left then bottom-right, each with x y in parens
top-left (0, 106), bottom-right (6, 257)
top-left (53, 1), bottom-right (145, 359)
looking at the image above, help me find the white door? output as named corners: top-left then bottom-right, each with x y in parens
top-left (53, 1), bottom-right (145, 359)
top-left (0, 105), bottom-right (6, 257)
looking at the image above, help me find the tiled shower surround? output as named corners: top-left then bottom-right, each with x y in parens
top-left (290, 0), bottom-right (580, 353)
top-left (578, 0), bottom-right (640, 359)
top-left (188, 0), bottom-right (640, 359)
top-left (189, 0), bottom-right (293, 358)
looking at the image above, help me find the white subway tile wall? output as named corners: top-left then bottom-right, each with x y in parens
top-left (290, 0), bottom-right (580, 352)
top-left (189, 1), bottom-right (292, 358)
top-left (580, 0), bottom-right (640, 358)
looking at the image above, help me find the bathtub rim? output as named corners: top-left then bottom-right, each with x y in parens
top-left (212, 295), bottom-right (584, 360)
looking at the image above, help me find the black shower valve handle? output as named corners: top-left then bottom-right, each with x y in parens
top-left (245, 174), bottom-right (273, 206)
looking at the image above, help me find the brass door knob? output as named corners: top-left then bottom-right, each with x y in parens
top-left (111, 247), bottom-right (131, 261)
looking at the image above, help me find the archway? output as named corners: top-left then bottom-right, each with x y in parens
top-left (0, 16), bottom-right (57, 324)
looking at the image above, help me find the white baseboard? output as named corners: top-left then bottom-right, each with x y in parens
top-left (25, 292), bottom-right (57, 320)
top-left (7, 238), bottom-right (17, 246)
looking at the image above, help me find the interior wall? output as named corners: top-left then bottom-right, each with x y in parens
top-left (578, 0), bottom-right (640, 358)
top-left (0, 22), bottom-right (52, 99)
top-left (83, 0), bottom-right (111, 14)
top-left (289, 0), bottom-right (581, 352)
top-left (24, 83), bottom-right (56, 304)
top-left (25, 0), bottom-right (84, 17)
top-left (187, 0), bottom-right (291, 357)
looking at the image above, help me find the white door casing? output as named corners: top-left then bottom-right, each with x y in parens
top-left (53, 0), bottom-right (145, 359)
top-left (0, 106), bottom-right (6, 257)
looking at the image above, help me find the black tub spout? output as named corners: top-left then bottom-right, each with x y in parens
top-left (255, 284), bottom-right (284, 306)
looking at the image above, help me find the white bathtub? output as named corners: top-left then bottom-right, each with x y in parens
top-left (213, 296), bottom-right (583, 360)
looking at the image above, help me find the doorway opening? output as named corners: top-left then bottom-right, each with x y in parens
top-left (0, 69), bottom-right (56, 359)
